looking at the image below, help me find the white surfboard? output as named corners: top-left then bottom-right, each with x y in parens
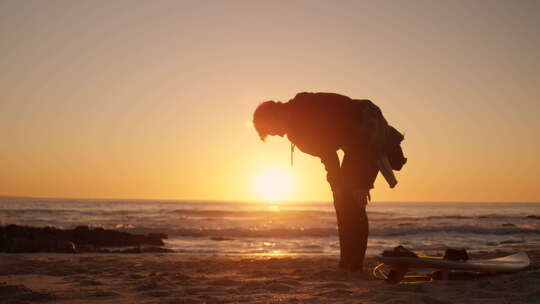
top-left (378, 251), bottom-right (530, 273)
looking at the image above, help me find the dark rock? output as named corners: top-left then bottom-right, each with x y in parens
top-left (74, 225), bottom-right (90, 232)
top-left (141, 246), bottom-right (174, 253)
top-left (63, 241), bottom-right (78, 253)
top-left (7, 238), bottom-right (77, 253)
top-left (526, 215), bottom-right (540, 220)
top-left (119, 247), bottom-right (142, 253)
top-left (0, 224), bottom-right (169, 253)
top-left (148, 232), bottom-right (168, 240)
top-left (102, 246), bottom-right (174, 253)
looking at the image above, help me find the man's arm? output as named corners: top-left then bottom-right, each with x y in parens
top-left (320, 151), bottom-right (341, 192)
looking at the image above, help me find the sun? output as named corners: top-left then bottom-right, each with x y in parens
top-left (254, 168), bottom-right (295, 201)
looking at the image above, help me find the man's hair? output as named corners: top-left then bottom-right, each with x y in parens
top-left (253, 100), bottom-right (281, 141)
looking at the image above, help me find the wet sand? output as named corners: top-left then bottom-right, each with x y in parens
top-left (1, 250), bottom-right (539, 304)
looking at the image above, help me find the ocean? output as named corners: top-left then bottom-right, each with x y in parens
top-left (1, 198), bottom-right (539, 256)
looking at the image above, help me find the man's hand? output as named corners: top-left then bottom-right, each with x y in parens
top-left (320, 151), bottom-right (341, 192)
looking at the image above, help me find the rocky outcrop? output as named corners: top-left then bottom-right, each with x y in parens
top-left (0, 225), bottom-right (169, 253)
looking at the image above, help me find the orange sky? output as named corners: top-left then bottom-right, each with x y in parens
top-left (1, 1), bottom-right (539, 202)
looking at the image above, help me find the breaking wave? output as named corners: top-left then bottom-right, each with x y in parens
top-left (119, 224), bottom-right (540, 238)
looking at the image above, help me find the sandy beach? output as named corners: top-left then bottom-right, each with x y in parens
top-left (1, 250), bottom-right (539, 304)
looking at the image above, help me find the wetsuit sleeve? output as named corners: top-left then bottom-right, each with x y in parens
top-left (320, 151), bottom-right (341, 191)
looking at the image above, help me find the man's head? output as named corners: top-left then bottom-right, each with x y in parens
top-left (253, 100), bottom-right (289, 141)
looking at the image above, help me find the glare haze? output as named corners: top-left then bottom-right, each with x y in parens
top-left (1, 0), bottom-right (539, 202)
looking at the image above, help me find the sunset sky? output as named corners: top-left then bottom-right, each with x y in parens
top-left (1, 0), bottom-right (539, 202)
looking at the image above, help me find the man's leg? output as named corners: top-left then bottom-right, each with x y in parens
top-left (330, 183), bottom-right (350, 269)
top-left (340, 150), bottom-right (378, 272)
top-left (348, 189), bottom-right (369, 272)
top-left (335, 187), bottom-right (369, 272)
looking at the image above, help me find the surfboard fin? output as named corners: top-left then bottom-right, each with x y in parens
top-left (377, 156), bottom-right (398, 188)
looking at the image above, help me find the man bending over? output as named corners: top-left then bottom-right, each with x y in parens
top-left (252, 92), bottom-right (406, 272)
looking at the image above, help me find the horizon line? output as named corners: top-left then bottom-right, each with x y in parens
top-left (0, 194), bottom-right (539, 204)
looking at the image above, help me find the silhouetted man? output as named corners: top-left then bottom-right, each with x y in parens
top-left (253, 92), bottom-right (406, 272)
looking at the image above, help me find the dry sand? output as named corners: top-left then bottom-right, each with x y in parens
top-left (1, 250), bottom-right (539, 304)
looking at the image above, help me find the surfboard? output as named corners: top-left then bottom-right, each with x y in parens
top-left (375, 252), bottom-right (530, 283)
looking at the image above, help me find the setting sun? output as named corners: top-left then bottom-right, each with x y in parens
top-left (254, 168), bottom-right (295, 201)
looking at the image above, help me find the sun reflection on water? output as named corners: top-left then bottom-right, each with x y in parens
top-left (267, 205), bottom-right (280, 212)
